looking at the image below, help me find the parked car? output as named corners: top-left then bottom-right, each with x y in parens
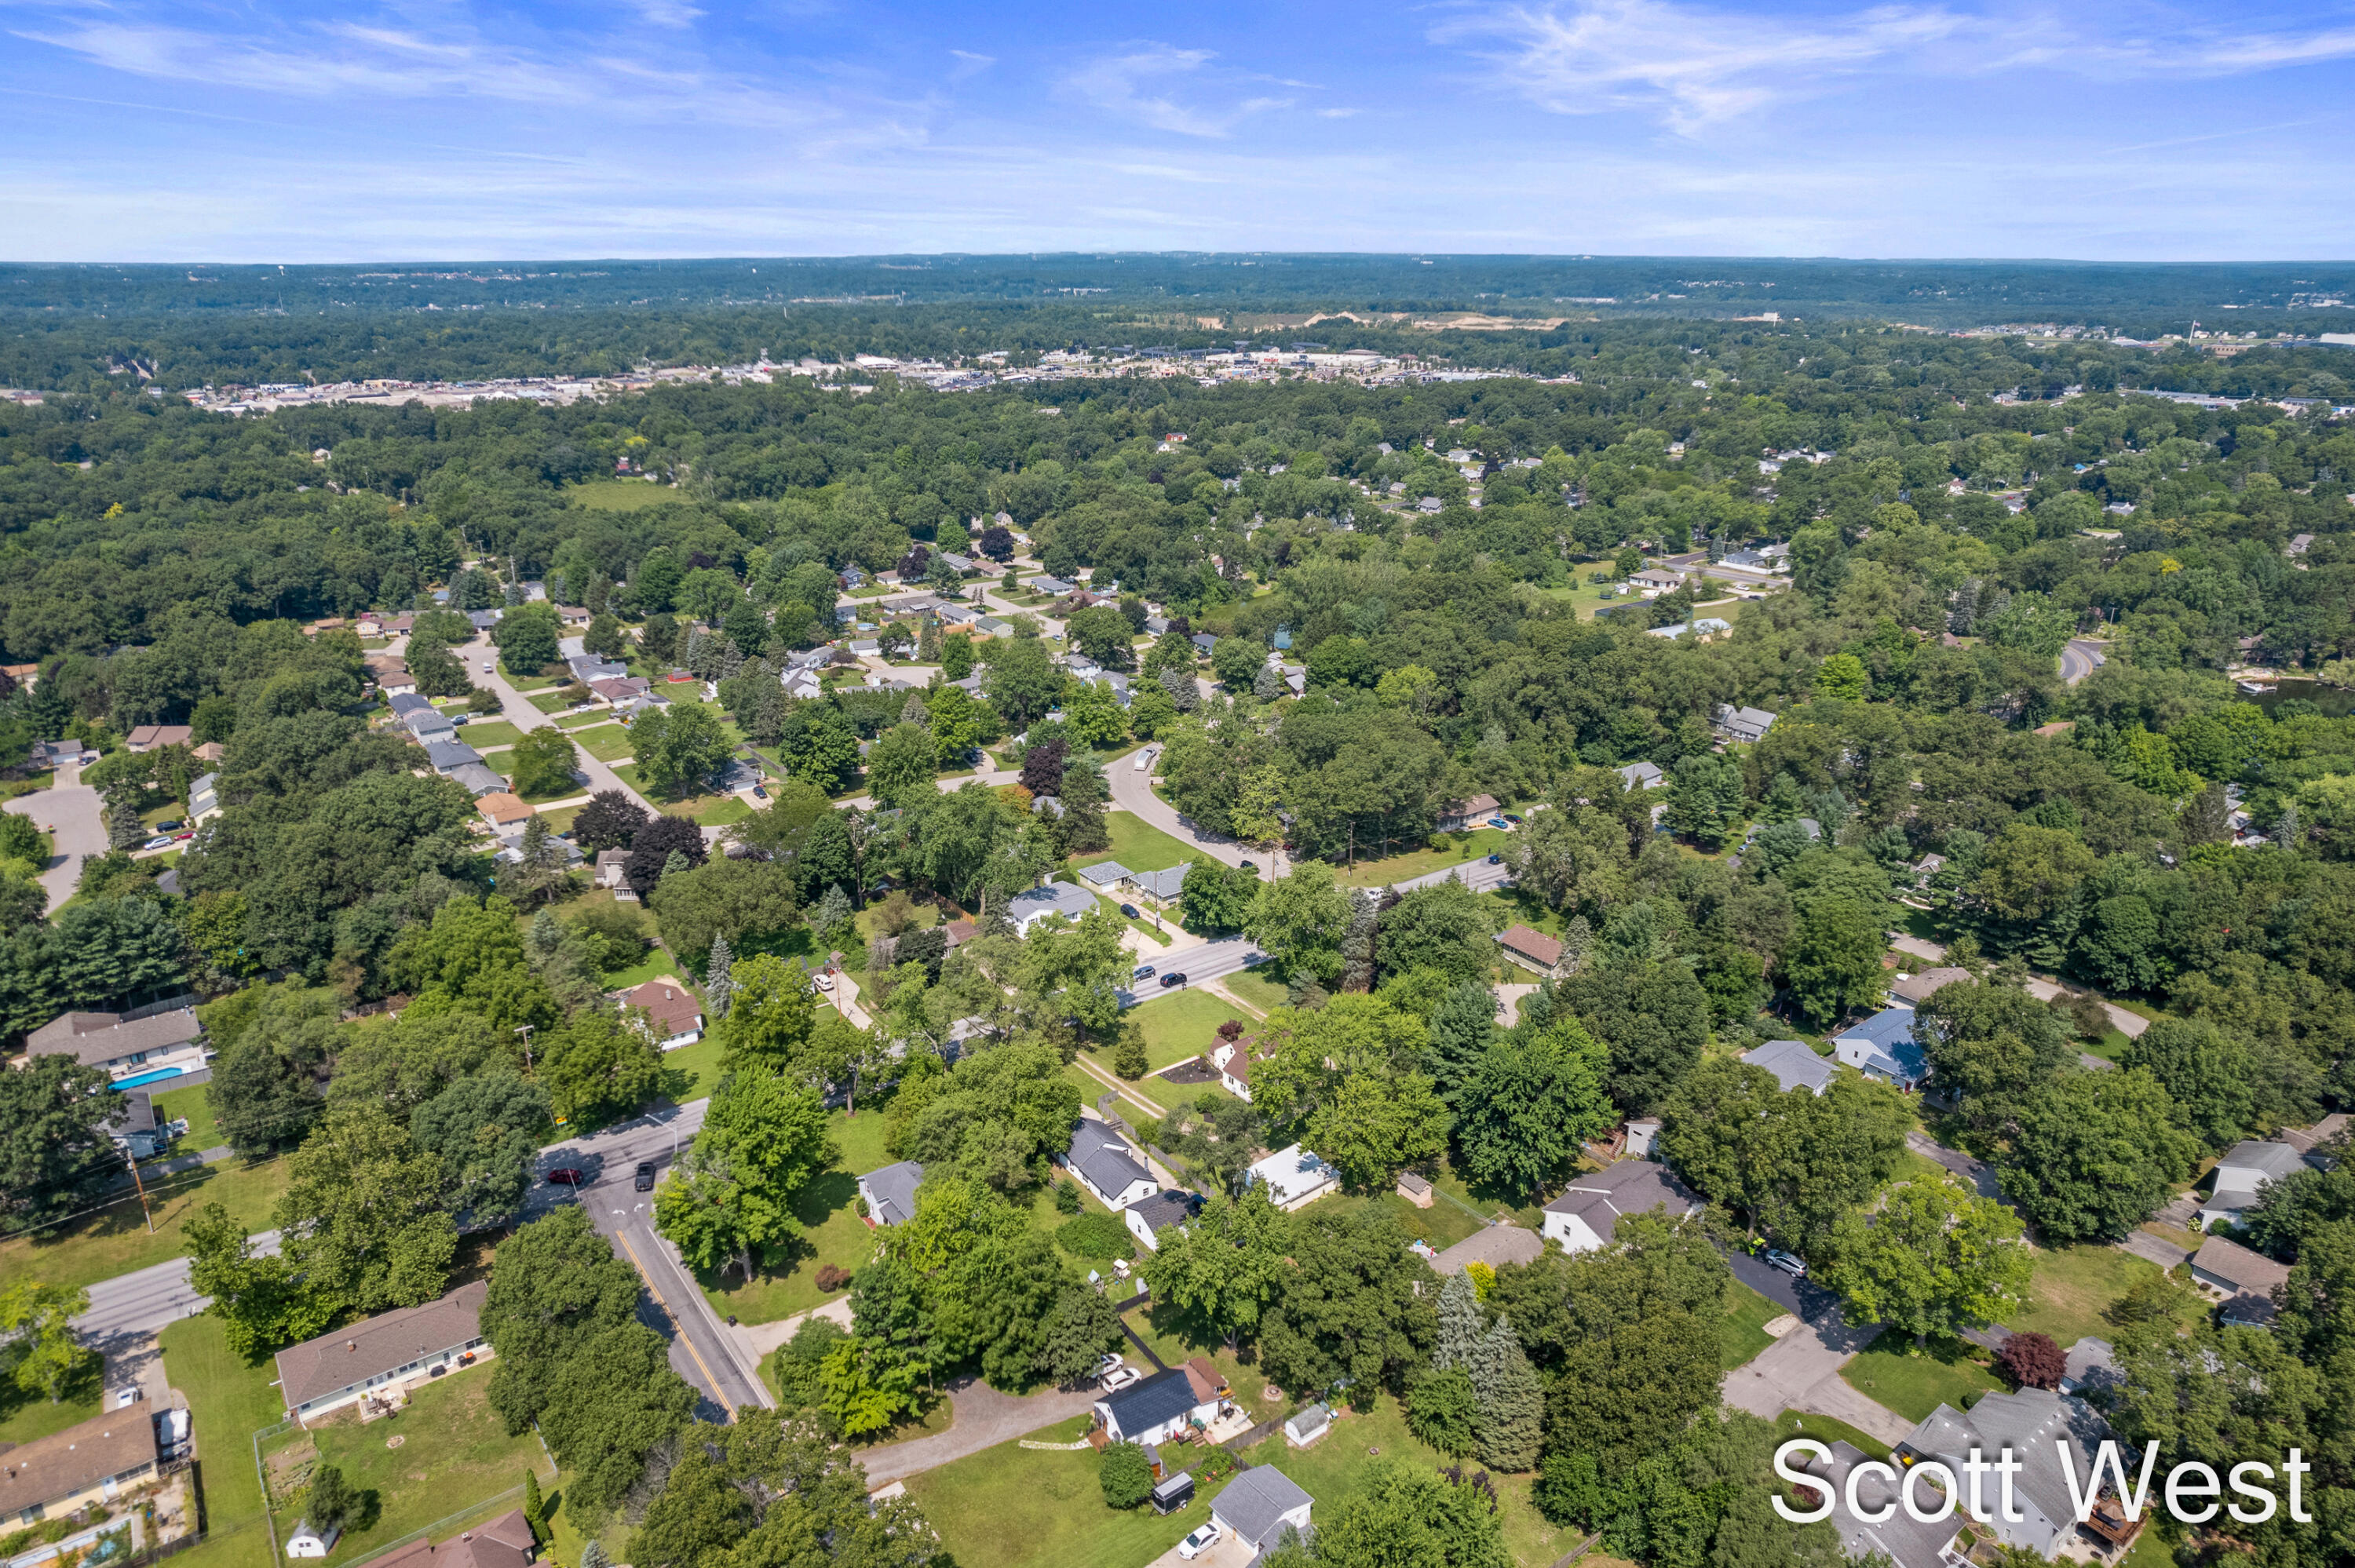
top-left (1240, 859), bottom-right (1257, 871)
top-left (1487, 852), bottom-right (1503, 864)
top-left (1133, 964), bottom-right (1156, 981)
top-left (1134, 747), bottom-right (1158, 771)
top-left (1120, 903), bottom-right (1142, 919)
top-left (634, 1162), bottom-right (656, 1192)
top-left (1488, 817), bottom-right (1511, 830)
top-left (1503, 814), bottom-right (1523, 825)
top-left (172, 831), bottom-right (195, 841)
top-left (1101, 1364), bottom-right (1144, 1392)
top-left (482, 661), bottom-right (494, 672)
top-left (1160, 972), bottom-right (1187, 988)
top-left (1764, 1249), bottom-right (1808, 1278)
top-left (1178, 1522), bottom-right (1226, 1561)
top-left (752, 784), bottom-right (768, 799)
top-left (546, 1168), bottom-right (587, 1187)
top-left (1097, 1352), bottom-right (1126, 1378)
top-left (812, 972), bottom-right (835, 992)
top-left (154, 819), bottom-right (183, 832)
top-left (141, 835), bottom-right (173, 851)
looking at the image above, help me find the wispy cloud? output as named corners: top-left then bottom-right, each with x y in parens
top-left (1436, 0), bottom-right (1959, 132)
top-left (633, 0), bottom-right (705, 28)
top-left (948, 47), bottom-right (995, 80)
top-left (1061, 42), bottom-right (1287, 137)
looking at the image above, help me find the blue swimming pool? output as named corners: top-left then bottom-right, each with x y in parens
top-left (114, 1065), bottom-right (188, 1088)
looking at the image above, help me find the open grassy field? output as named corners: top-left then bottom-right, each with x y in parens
top-left (1327, 827), bottom-right (1512, 889)
top-left (572, 725), bottom-right (637, 764)
top-left (1134, 989), bottom-right (1254, 1070)
top-left (452, 720), bottom-right (524, 749)
top-left (1221, 968), bottom-right (1289, 1014)
top-left (2003, 1244), bottom-right (2171, 1346)
top-left (261, 1366), bottom-right (548, 1568)
top-left (1722, 1280), bottom-right (1785, 1369)
top-left (0, 1158), bottom-right (286, 1295)
top-left (1839, 1338), bottom-right (2004, 1423)
top-left (568, 480), bottom-right (681, 510)
top-left (610, 765), bottom-right (752, 825)
top-left (1071, 809), bottom-right (1203, 875)
top-left (158, 1314), bottom-right (286, 1568)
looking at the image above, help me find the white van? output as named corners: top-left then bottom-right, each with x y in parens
top-left (1134, 746), bottom-right (1158, 772)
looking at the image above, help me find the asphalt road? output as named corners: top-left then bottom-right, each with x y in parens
top-left (2060, 637), bottom-right (2109, 686)
top-left (527, 1099), bottom-right (776, 1421)
top-left (464, 634), bottom-right (659, 816)
top-left (72, 1231), bottom-right (283, 1343)
top-left (5, 756), bottom-right (108, 912)
top-left (1108, 750), bottom-right (1291, 878)
top-left (1119, 935), bottom-right (1265, 1006)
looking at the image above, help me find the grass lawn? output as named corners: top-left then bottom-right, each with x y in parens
top-left (694, 1103), bottom-right (899, 1323)
top-left (1083, 887), bottom-right (1174, 948)
top-left (154, 1083), bottom-right (222, 1152)
top-left (602, 945), bottom-right (684, 992)
top-left (2004, 1245), bottom-right (2167, 1346)
top-left (1428, 1157), bottom-right (1548, 1232)
top-left (568, 479), bottom-right (679, 510)
top-left (0, 1158), bottom-right (286, 1295)
top-left (1070, 810), bottom-right (1200, 875)
top-left (1327, 828), bottom-right (1512, 889)
top-left (0, 1382), bottom-right (104, 1449)
top-left (1221, 969), bottom-right (1289, 1015)
top-left (263, 1366), bottom-right (548, 1568)
top-left (659, 1036), bottom-right (725, 1105)
top-left (455, 720), bottom-right (524, 749)
top-left (537, 804), bottom-right (586, 838)
top-left (903, 1413), bottom-right (1211, 1568)
top-left (1774, 1409), bottom-right (1893, 1464)
top-left (611, 764), bottom-right (751, 825)
top-left (1839, 1339), bottom-right (2004, 1424)
top-left (573, 725), bottom-right (637, 764)
top-left (527, 691), bottom-right (577, 714)
top-left (159, 1315), bottom-right (284, 1568)
top-left (1134, 989), bottom-right (1254, 1070)
top-left (554, 707), bottom-right (617, 729)
top-left (1722, 1280), bottom-right (1785, 1369)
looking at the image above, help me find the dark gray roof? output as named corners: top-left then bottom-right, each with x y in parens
top-left (1066, 1122), bottom-right (1152, 1198)
top-left (1097, 1368), bottom-right (1202, 1438)
top-left (2219, 1140), bottom-right (2309, 1183)
top-left (1127, 1189), bottom-right (1203, 1237)
top-left (1542, 1158), bottom-right (1698, 1242)
top-left (444, 762), bottom-right (509, 796)
top-left (1743, 1038), bottom-right (1834, 1096)
top-left (425, 739), bottom-right (484, 771)
top-left (1790, 1440), bottom-right (1959, 1568)
top-left (388, 692), bottom-right (434, 717)
top-left (1214, 1465), bottom-right (1314, 1548)
top-left (860, 1161), bottom-right (924, 1227)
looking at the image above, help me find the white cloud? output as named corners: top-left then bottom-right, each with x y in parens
top-left (633, 0), bottom-right (705, 27)
top-left (1061, 42), bottom-right (1287, 137)
top-left (1435, 0), bottom-right (1960, 132)
top-left (948, 47), bottom-right (995, 80)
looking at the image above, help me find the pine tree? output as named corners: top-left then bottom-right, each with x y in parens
top-left (662, 849), bottom-right (692, 881)
top-left (813, 883), bottom-right (853, 941)
top-left (528, 909), bottom-right (563, 956)
top-left (918, 619), bottom-right (941, 663)
top-left (520, 1469), bottom-right (545, 1540)
top-left (1433, 1271), bottom-right (1483, 1371)
top-left (580, 1543), bottom-right (609, 1568)
top-left (681, 626), bottom-right (710, 676)
top-left (1254, 662), bottom-right (1283, 701)
top-left (1339, 889), bottom-right (1379, 992)
top-left (707, 934), bottom-right (735, 1019)
top-left (104, 797), bottom-right (145, 849)
top-left (1470, 1316), bottom-right (1543, 1472)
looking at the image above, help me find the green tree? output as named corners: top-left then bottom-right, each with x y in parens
top-left (1665, 753), bottom-right (1745, 848)
top-left (1377, 880), bottom-right (1498, 986)
top-left (867, 722), bottom-right (938, 808)
top-left (981, 636), bottom-right (1062, 726)
top-left (1780, 896), bottom-right (1886, 1026)
top-left (507, 726), bottom-right (579, 798)
top-left (1245, 861), bottom-right (1354, 983)
top-left (1453, 1023), bottom-right (1614, 1200)
top-left (538, 1006), bottom-right (664, 1125)
top-left (633, 702), bottom-right (736, 797)
top-left (714, 952), bottom-right (821, 1076)
top-left (410, 1070), bottom-right (552, 1227)
top-left (0, 1057), bottom-right (128, 1230)
top-left (492, 603), bottom-right (562, 676)
top-left (1309, 1068), bottom-right (1449, 1190)
top-left (205, 984), bottom-right (337, 1158)
top-left (655, 1066), bottom-right (836, 1280)
top-left (1551, 959), bottom-right (1711, 1117)
top-left (2002, 1067), bottom-right (2200, 1242)
top-left (1814, 651), bottom-right (1868, 700)
top-left (1466, 1315), bottom-right (1543, 1471)
top-left (1822, 1178), bottom-right (2032, 1345)
top-left (0, 1283), bottom-right (99, 1404)
top-left (1066, 605), bottom-right (1137, 669)
top-left (1141, 1187), bottom-right (1291, 1350)
top-left (276, 1103), bottom-right (458, 1314)
top-left (778, 704), bottom-right (864, 794)
top-left (1178, 857), bottom-right (1255, 934)
top-left (2119, 1016), bottom-right (2258, 1151)
top-left (1034, 1281), bottom-right (1123, 1387)
top-left (1302, 1458), bottom-right (1510, 1568)
top-left (1508, 805), bottom-right (1631, 913)
top-left (1258, 1204), bottom-right (1436, 1399)
top-left (648, 855), bottom-right (801, 968)
top-left (1100, 1442), bottom-right (1153, 1509)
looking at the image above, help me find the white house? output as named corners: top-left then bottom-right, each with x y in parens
top-left (26, 1008), bottom-right (208, 1086)
top-left (1059, 1120), bottom-right (1158, 1209)
top-left (1092, 1369), bottom-right (1218, 1446)
top-left (1006, 881), bottom-right (1100, 936)
top-left (1831, 1006), bottom-right (1928, 1091)
top-left (273, 1281), bottom-right (490, 1426)
top-left (1539, 1159), bottom-right (1699, 1254)
top-left (2200, 1140), bottom-right (2310, 1228)
top-left (1124, 1189), bottom-right (1203, 1253)
top-left (1245, 1145), bottom-right (1337, 1211)
top-left (1209, 1038), bottom-right (1255, 1101)
top-left (859, 1161), bottom-right (924, 1227)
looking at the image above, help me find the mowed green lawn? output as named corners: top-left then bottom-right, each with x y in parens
top-left (153, 1083), bottom-right (221, 1153)
top-left (158, 1315), bottom-right (287, 1568)
top-left (0, 1158), bottom-right (287, 1295)
top-left (573, 724), bottom-right (637, 764)
top-left (265, 1368), bottom-right (547, 1568)
top-left (694, 1105), bottom-right (897, 1326)
top-left (1722, 1280), bottom-right (1784, 1369)
top-left (1070, 811), bottom-right (1200, 875)
top-left (1328, 827), bottom-right (1512, 889)
top-left (1840, 1339), bottom-right (2004, 1423)
top-left (1133, 989), bottom-right (1254, 1070)
top-left (2003, 1245), bottom-right (2170, 1347)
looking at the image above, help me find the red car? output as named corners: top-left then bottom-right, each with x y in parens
top-left (546, 1168), bottom-right (587, 1186)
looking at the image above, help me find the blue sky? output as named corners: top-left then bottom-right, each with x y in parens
top-left (5, 0), bottom-right (2353, 261)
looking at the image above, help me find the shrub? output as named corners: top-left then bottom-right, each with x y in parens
top-left (1100, 1442), bottom-right (1152, 1509)
top-left (1053, 1180), bottom-right (1083, 1215)
top-left (1996, 1329), bottom-right (2066, 1390)
top-left (1217, 1019), bottom-right (1245, 1042)
top-left (1057, 1212), bottom-right (1135, 1260)
top-left (815, 1264), bottom-right (852, 1292)
top-left (1110, 1028), bottom-right (1149, 1081)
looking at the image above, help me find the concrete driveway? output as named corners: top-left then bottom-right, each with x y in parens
top-left (1722, 1304), bottom-right (1910, 1443)
top-left (5, 756), bottom-right (108, 912)
top-left (858, 1373), bottom-right (1104, 1490)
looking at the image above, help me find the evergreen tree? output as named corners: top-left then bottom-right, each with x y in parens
top-left (813, 884), bottom-right (853, 942)
top-left (1469, 1315), bottom-right (1543, 1471)
top-left (1425, 979), bottom-right (1499, 1102)
top-left (1339, 889), bottom-right (1379, 992)
top-left (707, 934), bottom-right (735, 1019)
top-left (1433, 1270), bottom-right (1483, 1370)
top-left (528, 910), bottom-right (563, 956)
top-left (580, 1544), bottom-right (609, 1568)
top-left (917, 619), bottom-right (941, 662)
top-left (104, 798), bottom-right (144, 849)
top-left (521, 1469), bottom-right (546, 1540)
top-left (662, 849), bottom-right (692, 882)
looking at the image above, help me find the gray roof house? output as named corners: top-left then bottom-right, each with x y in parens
top-left (1077, 861), bottom-right (1131, 889)
top-left (1897, 1388), bottom-right (2112, 1562)
top-left (27, 1008), bottom-right (206, 1081)
top-left (1539, 1158), bottom-right (1699, 1255)
top-left (402, 708), bottom-right (456, 743)
top-left (387, 692), bottom-right (435, 719)
top-left (2191, 1234), bottom-right (2292, 1325)
top-left (1126, 865), bottom-right (1189, 902)
top-left (1006, 880), bottom-right (1101, 935)
top-left (1211, 1466), bottom-right (1315, 1559)
top-left (1060, 1121), bottom-right (1157, 1210)
top-left (858, 1161), bottom-right (924, 1227)
top-left (1784, 1440), bottom-right (1976, 1568)
top-left (1743, 1038), bottom-right (1834, 1096)
top-left (1831, 1006), bottom-right (1928, 1090)
top-left (1093, 1368), bottom-right (1218, 1446)
top-left (1617, 760), bottom-right (1664, 790)
top-left (1712, 704), bottom-right (1777, 745)
top-left (1125, 1189), bottom-right (1204, 1253)
top-left (444, 761), bottom-right (510, 797)
top-left (1889, 966), bottom-right (1972, 1005)
top-left (425, 738), bottom-right (484, 772)
top-left (275, 1279), bottom-right (490, 1427)
top-left (1430, 1225), bottom-right (1544, 1275)
top-left (2200, 1140), bottom-right (2309, 1227)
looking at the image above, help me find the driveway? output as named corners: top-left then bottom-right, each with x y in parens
top-left (1725, 1249), bottom-right (1833, 1321)
top-left (1110, 754), bottom-right (1289, 879)
top-left (1722, 1305), bottom-right (1909, 1443)
top-left (466, 635), bottom-right (658, 815)
top-left (858, 1373), bottom-right (1104, 1490)
top-left (6, 756), bottom-right (108, 912)
top-left (1908, 1131), bottom-right (2007, 1204)
top-left (2022, 976), bottom-right (2149, 1040)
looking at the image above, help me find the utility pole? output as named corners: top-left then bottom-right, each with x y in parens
top-left (126, 1143), bottom-right (154, 1234)
top-left (514, 1023), bottom-right (535, 1070)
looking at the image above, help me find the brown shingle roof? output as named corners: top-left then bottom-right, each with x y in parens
top-left (126, 724), bottom-right (193, 749)
top-left (0, 1409), bottom-right (158, 1518)
top-left (476, 792), bottom-right (533, 826)
top-left (274, 1281), bottom-right (487, 1412)
top-left (1498, 924), bottom-right (1563, 967)
top-left (2193, 1234), bottom-right (2291, 1297)
top-left (620, 977), bottom-right (703, 1038)
top-left (349, 1507), bottom-right (536, 1568)
top-left (25, 1008), bottom-right (203, 1067)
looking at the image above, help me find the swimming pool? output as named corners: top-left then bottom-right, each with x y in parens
top-left (114, 1065), bottom-right (188, 1088)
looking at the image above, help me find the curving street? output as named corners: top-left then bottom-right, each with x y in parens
top-left (5, 754), bottom-right (108, 912)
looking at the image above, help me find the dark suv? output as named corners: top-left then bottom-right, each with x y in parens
top-left (634, 1162), bottom-right (657, 1192)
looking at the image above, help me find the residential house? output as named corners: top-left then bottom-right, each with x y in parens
top-left (2200, 1139), bottom-right (2310, 1227)
top-left (1125, 1190), bottom-right (1203, 1253)
top-left (617, 977), bottom-right (703, 1048)
top-left (1028, 575), bottom-right (1075, 596)
top-left (0, 1407), bottom-right (160, 1527)
top-left (1889, 966), bottom-right (1971, 1006)
top-left (1245, 1145), bottom-right (1338, 1212)
top-left (274, 1281), bottom-right (491, 1426)
top-left (592, 849), bottom-right (631, 892)
top-left (124, 724), bottom-right (193, 753)
top-left (1144, 614), bottom-right (1173, 636)
top-left (1124, 865), bottom-right (1188, 905)
top-left (1437, 793), bottom-right (1500, 831)
top-left (858, 1161), bottom-right (923, 1227)
top-left (1893, 1387), bottom-right (2114, 1563)
top-left (345, 1507), bottom-right (536, 1568)
top-left (476, 793), bottom-right (533, 830)
top-left (1783, 1440), bottom-right (1992, 1568)
top-left (1209, 1038), bottom-right (1256, 1101)
top-left (2191, 1235), bottom-right (2292, 1326)
top-left (1076, 861), bottom-right (1130, 892)
top-left (188, 771), bottom-right (222, 826)
top-left (1430, 1225), bottom-right (1543, 1276)
top-left (105, 1090), bottom-right (169, 1160)
top-left (937, 552), bottom-right (977, 574)
top-left (2280, 1112), bottom-right (2350, 1157)
top-left (588, 676), bottom-right (652, 707)
top-left (1059, 1120), bottom-right (1158, 1210)
top-left (1910, 852), bottom-right (1946, 888)
top-left (26, 1008), bottom-right (206, 1085)
top-left (1645, 618), bottom-right (1732, 641)
top-left (1617, 760), bottom-right (1663, 790)
top-left (1539, 1159), bottom-right (1700, 1254)
top-left (1831, 1006), bottom-right (1928, 1090)
top-left (1092, 1369), bottom-right (1219, 1447)
top-left (445, 763), bottom-right (509, 797)
top-left (1711, 704), bottom-right (1777, 745)
top-left (367, 658), bottom-right (416, 697)
top-left (1006, 881), bottom-right (1101, 935)
top-left (1495, 924), bottom-right (1568, 979)
top-left (388, 692), bottom-right (435, 720)
top-left (28, 738), bottom-right (93, 768)
top-left (1629, 567), bottom-right (1686, 596)
top-left (2060, 1336), bottom-right (2120, 1399)
top-left (1210, 1467), bottom-right (1315, 1562)
top-left (1188, 633), bottom-right (1217, 657)
top-left (1743, 1038), bottom-right (1834, 1096)
top-left (425, 739), bottom-right (484, 773)
top-left (403, 709), bottom-right (457, 747)
top-left (466, 610), bottom-right (502, 633)
top-left (567, 655), bottom-right (626, 686)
